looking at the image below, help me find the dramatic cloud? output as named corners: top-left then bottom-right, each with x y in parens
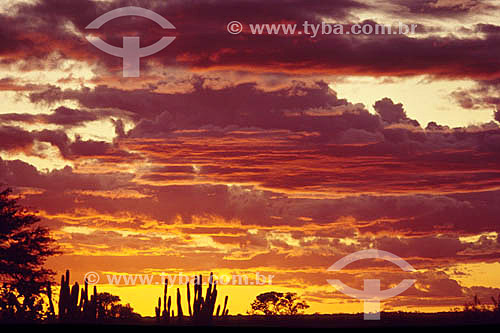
top-left (1, 0), bottom-right (499, 79)
top-left (1, 0), bottom-right (499, 315)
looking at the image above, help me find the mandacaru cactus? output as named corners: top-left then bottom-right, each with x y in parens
top-left (190, 272), bottom-right (229, 323)
top-left (155, 272), bottom-right (229, 325)
top-left (55, 269), bottom-right (98, 321)
top-left (156, 279), bottom-right (172, 322)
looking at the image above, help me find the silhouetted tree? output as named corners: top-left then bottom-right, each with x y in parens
top-left (249, 291), bottom-right (309, 315)
top-left (0, 187), bottom-right (59, 321)
top-left (278, 292), bottom-right (310, 315)
top-left (110, 303), bottom-right (139, 320)
top-left (96, 292), bottom-right (139, 319)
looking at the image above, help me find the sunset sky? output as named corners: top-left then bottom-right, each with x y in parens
top-left (1, 0), bottom-right (500, 316)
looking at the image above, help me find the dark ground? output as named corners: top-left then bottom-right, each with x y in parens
top-left (2, 312), bottom-right (500, 328)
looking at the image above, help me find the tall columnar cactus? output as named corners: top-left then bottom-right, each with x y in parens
top-left (164, 279), bottom-right (171, 320)
top-left (155, 297), bottom-right (161, 321)
top-left (82, 283), bottom-right (98, 321)
top-left (221, 295), bottom-right (229, 317)
top-left (155, 272), bottom-right (229, 324)
top-left (69, 282), bottom-right (80, 317)
top-left (55, 269), bottom-right (98, 321)
top-left (58, 270), bottom-right (70, 319)
top-left (189, 273), bottom-right (229, 324)
top-left (176, 288), bottom-right (183, 319)
top-left (156, 279), bottom-right (172, 322)
top-left (187, 282), bottom-right (192, 317)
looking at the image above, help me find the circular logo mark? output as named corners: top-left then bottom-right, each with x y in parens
top-left (84, 271), bottom-right (100, 285)
top-left (227, 21), bottom-right (243, 35)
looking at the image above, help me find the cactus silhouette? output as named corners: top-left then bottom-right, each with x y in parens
top-left (177, 288), bottom-right (183, 319)
top-left (155, 272), bottom-right (229, 325)
top-left (156, 279), bottom-right (172, 322)
top-left (55, 270), bottom-right (98, 321)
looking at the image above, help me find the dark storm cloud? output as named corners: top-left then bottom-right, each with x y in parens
top-left (0, 1), bottom-right (499, 79)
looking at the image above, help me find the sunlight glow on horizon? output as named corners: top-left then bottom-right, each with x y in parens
top-left (330, 76), bottom-right (495, 128)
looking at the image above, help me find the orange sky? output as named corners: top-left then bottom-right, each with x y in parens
top-left (1, 0), bottom-right (500, 317)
